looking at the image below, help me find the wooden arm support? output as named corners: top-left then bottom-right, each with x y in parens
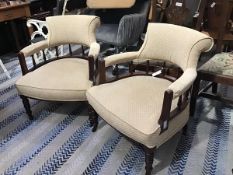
top-left (158, 88), bottom-right (191, 134)
top-left (18, 52), bottom-right (29, 75)
top-left (97, 57), bottom-right (191, 134)
top-left (98, 59), bottom-right (106, 84)
top-left (88, 56), bottom-right (95, 83)
top-left (158, 89), bottom-right (173, 133)
top-left (18, 44), bottom-right (96, 84)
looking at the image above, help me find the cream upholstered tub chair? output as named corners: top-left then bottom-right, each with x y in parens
top-left (15, 15), bottom-right (100, 120)
top-left (86, 23), bottom-right (213, 175)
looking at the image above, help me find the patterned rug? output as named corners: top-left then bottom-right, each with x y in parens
top-left (0, 58), bottom-right (233, 175)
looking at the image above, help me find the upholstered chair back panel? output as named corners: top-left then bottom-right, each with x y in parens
top-left (46, 15), bottom-right (100, 47)
top-left (138, 23), bottom-right (213, 70)
top-left (87, 0), bottom-right (136, 9)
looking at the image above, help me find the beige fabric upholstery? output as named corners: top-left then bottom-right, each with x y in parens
top-left (105, 24), bottom-right (213, 71)
top-left (21, 40), bottom-right (48, 57)
top-left (87, 23), bottom-right (214, 148)
top-left (87, 0), bottom-right (136, 9)
top-left (16, 59), bottom-right (92, 101)
top-left (105, 52), bottom-right (139, 67)
top-left (168, 68), bottom-right (197, 99)
top-left (88, 42), bottom-right (100, 60)
top-left (138, 23), bottom-right (213, 71)
top-left (17, 15), bottom-right (100, 104)
top-left (46, 15), bottom-right (100, 47)
top-left (87, 76), bottom-right (187, 148)
top-left (104, 23), bottom-right (213, 99)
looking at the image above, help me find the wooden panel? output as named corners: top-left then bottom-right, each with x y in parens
top-left (87, 0), bottom-right (136, 9)
top-left (0, 5), bottom-right (30, 22)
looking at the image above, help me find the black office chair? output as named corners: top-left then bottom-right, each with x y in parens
top-left (88, 0), bottom-right (151, 53)
top-left (55, 0), bottom-right (150, 52)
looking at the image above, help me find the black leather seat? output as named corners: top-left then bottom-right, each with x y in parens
top-left (55, 0), bottom-right (150, 53)
top-left (93, 0), bottom-right (150, 52)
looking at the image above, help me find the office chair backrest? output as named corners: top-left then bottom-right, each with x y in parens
top-left (87, 0), bottom-right (136, 9)
top-left (46, 15), bottom-right (100, 47)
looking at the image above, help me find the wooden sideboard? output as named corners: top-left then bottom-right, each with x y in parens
top-left (0, 1), bottom-right (31, 22)
top-left (0, 0), bottom-right (31, 51)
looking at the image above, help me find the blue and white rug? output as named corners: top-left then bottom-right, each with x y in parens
top-left (0, 58), bottom-right (233, 175)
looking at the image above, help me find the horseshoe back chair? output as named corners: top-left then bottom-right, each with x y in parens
top-left (15, 15), bottom-right (100, 120)
top-left (87, 23), bottom-right (213, 174)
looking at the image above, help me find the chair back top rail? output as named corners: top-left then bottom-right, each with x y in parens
top-left (87, 0), bottom-right (136, 9)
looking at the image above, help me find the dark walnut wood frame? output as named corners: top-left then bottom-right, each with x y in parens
top-left (195, 0), bottom-right (233, 52)
top-left (190, 69), bottom-right (233, 116)
top-left (190, 0), bottom-right (233, 116)
top-left (18, 44), bottom-right (97, 124)
top-left (89, 59), bottom-right (191, 175)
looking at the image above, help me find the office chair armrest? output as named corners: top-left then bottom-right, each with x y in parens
top-left (104, 51), bottom-right (139, 67)
top-left (88, 42), bottom-right (100, 60)
top-left (117, 13), bottom-right (146, 45)
top-left (167, 68), bottom-right (197, 99)
top-left (21, 40), bottom-right (48, 57)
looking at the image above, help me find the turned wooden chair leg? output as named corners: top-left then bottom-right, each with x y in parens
top-left (20, 95), bottom-right (33, 120)
top-left (144, 146), bottom-right (156, 175)
top-left (88, 104), bottom-right (94, 127)
top-left (88, 104), bottom-right (98, 132)
top-left (190, 77), bottom-right (201, 117)
top-left (212, 82), bottom-right (218, 94)
top-left (182, 124), bottom-right (188, 136)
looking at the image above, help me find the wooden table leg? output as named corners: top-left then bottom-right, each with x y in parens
top-left (190, 76), bottom-right (201, 117)
top-left (9, 20), bottom-right (21, 51)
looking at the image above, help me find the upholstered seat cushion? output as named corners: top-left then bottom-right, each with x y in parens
top-left (16, 58), bottom-right (92, 101)
top-left (87, 76), bottom-right (189, 148)
top-left (199, 52), bottom-right (233, 76)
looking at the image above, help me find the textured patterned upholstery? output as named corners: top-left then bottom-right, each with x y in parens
top-left (46, 15), bottom-right (100, 49)
top-left (199, 52), bottom-right (233, 76)
top-left (138, 23), bottom-right (213, 70)
top-left (87, 76), bottom-right (188, 148)
top-left (104, 23), bottom-right (214, 98)
top-left (16, 59), bottom-right (92, 101)
top-left (87, 23), bottom-right (213, 148)
top-left (16, 15), bottom-right (100, 102)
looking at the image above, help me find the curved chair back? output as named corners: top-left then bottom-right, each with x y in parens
top-left (87, 0), bottom-right (136, 9)
top-left (46, 15), bottom-right (100, 47)
top-left (138, 23), bottom-right (213, 70)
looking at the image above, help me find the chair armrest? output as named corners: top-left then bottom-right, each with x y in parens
top-left (88, 42), bottom-right (100, 60)
top-left (159, 68), bottom-right (196, 133)
top-left (167, 68), bottom-right (197, 99)
top-left (117, 13), bottom-right (147, 45)
top-left (104, 51), bottom-right (139, 67)
top-left (21, 40), bottom-right (48, 57)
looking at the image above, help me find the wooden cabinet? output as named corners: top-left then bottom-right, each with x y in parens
top-left (195, 0), bottom-right (233, 52)
top-left (0, 1), bottom-right (31, 52)
top-left (0, 2), bottom-right (31, 22)
top-left (0, 0), bottom-right (56, 54)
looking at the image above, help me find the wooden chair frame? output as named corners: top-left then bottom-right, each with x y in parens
top-left (89, 58), bottom-right (190, 175)
top-left (190, 69), bottom-right (233, 116)
top-left (190, 0), bottom-right (233, 116)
